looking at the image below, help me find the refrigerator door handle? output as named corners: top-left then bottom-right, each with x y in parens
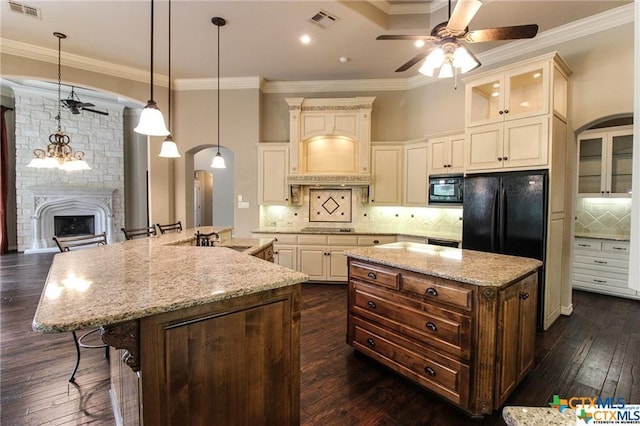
top-left (499, 187), bottom-right (506, 252)
top-left (490, 188), bottom-right (498, 252)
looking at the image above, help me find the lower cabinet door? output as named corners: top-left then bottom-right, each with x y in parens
top-left (298, 246), bottom-right (326, 280)
top-left (326, 247), bottom-right (355, 281)
top-left (275, 245), bottom-right (296, 270)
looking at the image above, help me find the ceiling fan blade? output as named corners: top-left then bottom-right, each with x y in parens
top-left (395, 52), bottom-right (428, 72)
top-left (377, 35), bottom-right (439, 42)
top-left (464, 24), bottom-right (539, 43)
top-left (446, 0), bottom-right (483, 36)
top-left (82, 107), bottom-right (109, 116)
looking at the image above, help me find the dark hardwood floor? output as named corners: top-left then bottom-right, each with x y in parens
top-left (1, 252), bottom-right (638, 425)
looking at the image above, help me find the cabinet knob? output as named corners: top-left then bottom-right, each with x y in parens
top-left (425, 287), bottom-right (438, 296)
top-left (503, 156), bottom-right (508, 161)
top-left (274, 251), bottom-right (279, 255)
top-left (424, 366), bottom-right (437, 377)
top-left (366, 338), bottom-right (376, 348)
top-left (367, 272), bottom-right (377, 280)
top-left (499, 110), bottom-right (504, 115)
top-left (367, 300), bottom-right (377, 309)
top-left (274, 237), bottom-right (278, 242)
top-left (425, 322), bottom-right (438, 332)
top-left (498, 157), bottom-right (503, 161)
top-left (504, 109), bottom-right (509, 114)
top-left (285, 198), bottom-right (289, 201)
top-left (519, 292), bottom-right (529, 300)
top-left (373, 240), bottom-right (380, 244)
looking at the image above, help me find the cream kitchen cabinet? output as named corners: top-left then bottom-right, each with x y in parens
top-left (272, 234), bottom-right (298, 270)
top-left (464, 52), bottom-right (570, 173)
top-left (466, 116), bottom-right (548, 171)
top-left (572, 238), bottom-right (636, 299)
top-left (577, 125), bottom-right (633, 198)
top-left (371, 144), bottom-right (403, 206)
top-left (258, 144), bottom-right (290, 205)
top-left (404, 141), bottom-right (429, 206)
top-left (297, 235), bottom-right (359, 282)
top-left (428, 132), bottom-right (465, 175)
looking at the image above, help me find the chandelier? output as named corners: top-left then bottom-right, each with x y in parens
top-left (27, 32), bottom-right (90, 171)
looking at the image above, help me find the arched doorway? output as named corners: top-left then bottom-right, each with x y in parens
top-left (193, 146), bottom-right (234, 227)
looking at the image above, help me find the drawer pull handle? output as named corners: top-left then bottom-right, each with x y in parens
top-left (424, 367), bottom-right (437, 377)
top-left (373, 240), bottom-right (380, 244)
top-left (366, 338), bottom-right (376, 348)
top-left (519, 292), bottom-right (529, 300)
top-left (577, 244), bottom-right (590, 247)
top-left (612, 247), bottom-right (627, 251)
top-left (367, 272), bottom-right (377, 280)
top-left (425, 322), bottom-right (438, 332)
top-left (367, 301), bottom-right (377, 309)
top-left (425, 287), bottom-right (438, 297)
top-left (594, 260), bottom-right (608, 264)
top-left (593, 279), bottom-right (607, 284)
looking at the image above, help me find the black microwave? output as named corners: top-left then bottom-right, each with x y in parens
top-left (428, 175), bottom-right (463, 205)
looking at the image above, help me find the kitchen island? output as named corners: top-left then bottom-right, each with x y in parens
top-left (345, 242), bottom-right (542, 417)
top-left (32, 226), bottom-right (308, 425)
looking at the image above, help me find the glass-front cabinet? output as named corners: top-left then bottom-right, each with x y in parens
top-left (577, 125), bottom-right (633, 197)
top-left (465, 62), bottom-right (550, 127)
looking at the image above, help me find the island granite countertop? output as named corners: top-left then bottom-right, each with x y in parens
top-left (32, 226), bottom-right (308, 333)
top-left (344, 242), bottom-right (542, 287)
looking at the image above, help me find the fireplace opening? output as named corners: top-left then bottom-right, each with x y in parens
top-left (54, 215), bottom-right (95, 237)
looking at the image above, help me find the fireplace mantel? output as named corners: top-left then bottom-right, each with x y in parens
top-left (26, 187), bottom-right (117, 253)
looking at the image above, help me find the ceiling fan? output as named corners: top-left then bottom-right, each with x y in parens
top-left (61, 86), bottom-right (109, 116)
top-left (377, 0), bottom-right (538, 76)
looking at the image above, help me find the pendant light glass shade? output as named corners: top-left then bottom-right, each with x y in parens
top-left (135, 100), bottom-right (169, 136)
top-left (211, 152), bottom-right (226, 168)
top-left (159, 135), bottom-right (181, 158)
top-left (135, 0), bottom-right (169, 137)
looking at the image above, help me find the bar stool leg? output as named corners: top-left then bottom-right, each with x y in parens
top-left (69, 331), bottom-right (81, 383)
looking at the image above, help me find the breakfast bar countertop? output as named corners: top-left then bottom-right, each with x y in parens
top-left (32, 226), bottom-right (308, 333)
top-left (344, 242), bottom-right (542, 287)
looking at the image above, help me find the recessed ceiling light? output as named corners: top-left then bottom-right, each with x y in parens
top-left (414, 40), bottom-right (425, 48)
top-left (533, 72), bottom-right (541, 78)
top-left (339, 56), bottom-right (349, 63)
top-left (491, 91), bottom-right (500, 97)
top-left (493, 83), bottom-right (500, 88)
top-left (300, 34), bottom-right (311, 44)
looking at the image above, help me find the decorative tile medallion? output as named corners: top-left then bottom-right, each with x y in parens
top-left (309, 188), bottom-right (352, 223)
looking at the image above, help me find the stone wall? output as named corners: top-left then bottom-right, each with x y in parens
top-left (13, 90), bottom-right (125, 251)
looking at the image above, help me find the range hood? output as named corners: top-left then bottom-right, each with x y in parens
top-left (285, 97), bottom-right (375, 188)
top-left (287, 173), bottom-right (371, 186)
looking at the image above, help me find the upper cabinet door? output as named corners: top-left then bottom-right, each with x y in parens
top-left (577, 125), bottom-right (633, 198)
top-left (371, 145), bottom-right (403, 206)
top-left (465, 61), bottom-right (550, 127)
top-left (258, 144), bottom-right (289, 205)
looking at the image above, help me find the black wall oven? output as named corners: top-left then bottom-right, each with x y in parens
top-left (428, 175), bottom-right (463, 205)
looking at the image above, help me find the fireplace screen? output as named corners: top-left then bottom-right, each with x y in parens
top-left (54, 215), bottom-right (95, 237)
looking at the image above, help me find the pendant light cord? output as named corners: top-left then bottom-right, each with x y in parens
top-left (150, 0), bottom-right (155, 102)
top-left (217, 20), bottom-right (220, 153)
top-left (56, 34), bottom-right (62, 131)
top-left (167, 0), bottom-right (171, 130)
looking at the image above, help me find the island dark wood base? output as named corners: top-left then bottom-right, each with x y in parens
top-left (106, 285), bottom-right (301, 425)
top-left (346, 258), bottom-right (538, 417)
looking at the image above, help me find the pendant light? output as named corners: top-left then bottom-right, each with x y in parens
top-left (210, 17), bottom-right (226, 169)
top-left (159, 0), bottom-right (180, 157)
top-left (27, 32), bottom-right (90, 171)
top-left (135, 0), bottom-right (170, 136)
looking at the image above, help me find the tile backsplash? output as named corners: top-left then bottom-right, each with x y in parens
top-left (574, 198), bottom-right (631, 238)
top-left (260, 186), bottom-right (462, 237)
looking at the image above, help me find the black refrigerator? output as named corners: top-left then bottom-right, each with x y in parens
top-left (462, 170), bottom-right (548, 330)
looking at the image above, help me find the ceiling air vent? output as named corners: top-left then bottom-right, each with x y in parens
top-left (310, 10), bottom-right (338, 28)
top-left (8, 1), bottom-right (42, 19)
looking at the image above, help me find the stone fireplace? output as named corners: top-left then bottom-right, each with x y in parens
top-left (25, 187), bottom-right (118, 253)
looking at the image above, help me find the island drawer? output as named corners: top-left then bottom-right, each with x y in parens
top-left (352, 282), bottom-right (471, 359)
top-left (352, 318), bottom-right (469, 407)
top-left (350, 261), bottom-right (399, 290)
top-left (401, 273), bottom-right (473, 311)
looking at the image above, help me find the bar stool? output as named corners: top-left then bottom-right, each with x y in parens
top-left (156, 221), bottom-right (182, 234)
top-left (121, 225), bottom-right (157, 240)
top-left (52, 232), bottom-right (110, 382)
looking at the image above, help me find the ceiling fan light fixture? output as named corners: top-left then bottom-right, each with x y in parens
top-left (159, 135), bottom-right (181, 158)
top-left (438, 62), bottom-right (454, 79)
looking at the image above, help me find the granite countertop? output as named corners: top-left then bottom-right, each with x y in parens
top-left (252, 227), bottom-right (462, 243)
top-left (344, 242), bottom-right (542, 287)
top-left (32, 226), bottom-right (308, 333)
top-left (503, 407), bottom-right (575, 426)
top-left (574, 232), bottom-right (630, 242)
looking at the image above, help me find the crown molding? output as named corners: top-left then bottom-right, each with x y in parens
top-left (173, 76), bottom-right (263, 91)
top-left (369, 0), bottom-right (446, 15)
top-left (0, 38), bottom-right (168, 87)
top-left (1, 3), bottom-right (633, 95)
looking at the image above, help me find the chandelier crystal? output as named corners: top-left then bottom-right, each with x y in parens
top-left (27, 32), bottom-right (90, 171)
